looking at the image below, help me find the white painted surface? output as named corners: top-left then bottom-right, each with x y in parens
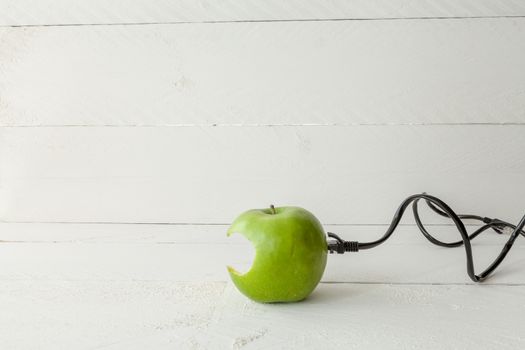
top-left (1, 126), bottom-right (524, 224)
top-left (1, 0), bottom-right (525, 26)
top-left (4, 279), bottom-right (525, 349)
top-left (210, 283), bottom-right (525, 349)
top-left (1, 224), bottom-right (525, 349)
top-left (1, 19), bottom-right (525, 126)
top-left (0, 224), bottom-right (524, 284)
top-left (1, 1), bottom-right (525, 348)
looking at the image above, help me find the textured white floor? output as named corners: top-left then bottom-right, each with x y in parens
top-left (1, 223), bottom-right (524, 349)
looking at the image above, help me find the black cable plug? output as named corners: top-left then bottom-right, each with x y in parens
top-left (327, 232), bottom-right (359, 254)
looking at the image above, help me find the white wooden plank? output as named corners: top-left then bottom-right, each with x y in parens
top-left (0, 234), bottom-right (523, 284)
top-left (2, 280), bottom-right (525, 349)
top-left (1, 0), bottom-right (525, 26)
top-left (0, 280), bottom-right (225, 349)
top-left (1, 19), bottom-right (524, 126)
top-left (206, 282), bottom-right (525, 349)
top-left (1, 126), bottom-right (524, 224)
top-left (0, 223), bottom-right (511, 245)
top-left (3, 223), bottom-right (523, 286)
top-left (5, 223), bottom-right (523, 284)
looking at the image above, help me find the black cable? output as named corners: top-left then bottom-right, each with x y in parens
top-left (327, 193), bottom-right (525, 282)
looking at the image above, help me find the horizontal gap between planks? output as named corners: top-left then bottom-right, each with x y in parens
top-left (0, 241), bottom-right (235, 244)
top-left (320, 281), bottom-right (525, 286)
top-left (3, 15), bottom-right (525, 28)
top-left (0, 221), bottom-right (487, 227)
top-left (0, 278), bottom-right (521, 286)
top-left (2, 122), bottom-right (525, 128)
top-left (0, 240), bottom-right (506, 245)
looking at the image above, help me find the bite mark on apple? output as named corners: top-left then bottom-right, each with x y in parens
top-left (226, 230), bottom-right (256, 276)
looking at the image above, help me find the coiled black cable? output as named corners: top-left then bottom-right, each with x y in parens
top-left (327, 193), bottom-right (525, 282)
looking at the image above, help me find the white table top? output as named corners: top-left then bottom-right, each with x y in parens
top-left (1, 223), bottom-right (524, 349)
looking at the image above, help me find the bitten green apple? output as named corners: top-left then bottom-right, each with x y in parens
top-left (227, 205), bottom-right (327, 303)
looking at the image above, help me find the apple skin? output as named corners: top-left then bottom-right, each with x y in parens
top-left (227, 206), bottom-right (327, 303)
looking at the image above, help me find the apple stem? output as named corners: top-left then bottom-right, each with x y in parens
top-left (270, 204), bottom-right (276, 214)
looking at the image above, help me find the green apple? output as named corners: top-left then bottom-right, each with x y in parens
top-left (227, 205), bottom-right (327, 303)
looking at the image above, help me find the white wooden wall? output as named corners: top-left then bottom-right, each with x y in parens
top-left (1, 3), bottom-right (525, 225)
top-left (1, 1), bottom-right (525, 349)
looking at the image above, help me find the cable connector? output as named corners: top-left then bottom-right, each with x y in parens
top-left (327, 232), bottom-right (359, 254)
